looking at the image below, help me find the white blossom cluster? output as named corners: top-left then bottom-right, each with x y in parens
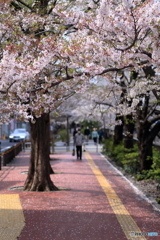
top-left (0, 0), bottom-right (160, 123)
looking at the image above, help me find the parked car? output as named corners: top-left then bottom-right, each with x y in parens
top-left (9, 128), bottom-right (30, 142)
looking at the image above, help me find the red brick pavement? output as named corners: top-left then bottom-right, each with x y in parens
top-left (0, 151), bottom-right (160, 240)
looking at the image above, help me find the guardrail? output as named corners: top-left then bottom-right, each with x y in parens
top-left (0, 141), bottom-right (24, 169)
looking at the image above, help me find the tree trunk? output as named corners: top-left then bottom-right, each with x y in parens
top-left (124, 114), bottom-right (135, 149)
top-left (139, 120), bottom-right (160, 170)
top-left (114, 116), bottom-right (123, 145)
top-left (137, 119), bottom-right (152, 171)
top-left (136, 96), bottom-right (153, 171)
top-left (139, 140), bottom-right (152, 171)
top-left (47, 115), bottom-right (55, 174)
top-left (24, 113), bottom-right (58, 191)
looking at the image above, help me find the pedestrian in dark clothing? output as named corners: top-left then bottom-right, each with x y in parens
top-left (84, 126), bottom-right (90, 144)
top-left (74, 129), bottom-right (84, 160)
top-left (98, 128), bottom-right (104, 144)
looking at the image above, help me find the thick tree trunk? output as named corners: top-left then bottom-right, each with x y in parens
top-left (137, 120), bottom-right (152, 171)
top-left (24, 113), bottom-right (58, 191)
top-left (114, 116), bottom-right (123, 145)
top-left (139, 140), bottom-right (152, 171)
top-left (138, 120), bottom-right (160, 170)
top-left (124, 114), bottom-right (134, 149)
top-left (114, 125), bottom-right (123, 145)
top-left (136, 96), bottom-right (153, 171)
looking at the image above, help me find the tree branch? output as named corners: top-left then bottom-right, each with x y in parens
top-left (147, 115), bottom-right (160, 128)
top-left (97, 64), bottom-right (134, 76)
top-left (114, 8), bottom-right (140, 52)
top-left (147, 120), bottom-right (160, 143)
top-left (94, 101), bottom-right (113, 107)
top-left (0, 81), bottom-right (16, 95)
top-left (14, 0), bottom-right (32, 10)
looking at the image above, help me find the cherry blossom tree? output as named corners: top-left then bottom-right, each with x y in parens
top-left (64, 0), bottom-right (160, 170)
top-left (92, 0), bottom-right (160, 170)
top-left (90, 68), bottom-right (160, 170)
top-left (1, 0), bottom-right (160, 191)
top-left (0, 0), bottom-right (90, 191)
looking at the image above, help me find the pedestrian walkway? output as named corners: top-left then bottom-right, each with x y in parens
top-left (54, 139), bottom-right (103, 153)
top-left (0, 148), bottom-right (160, 240)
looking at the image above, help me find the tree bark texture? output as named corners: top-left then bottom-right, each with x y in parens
top-left (124, 114), bottom-right (135, 149)
top-left (24, 113), bottom-right (58, 191)
top-left (114, 116), bottom-right (123, 145)
top-left (136, 96), bottom-right (153, 171)
top-left (137, 120), bottom-right (153, 171)
top-left (136, 111), bottom-right (160, 171)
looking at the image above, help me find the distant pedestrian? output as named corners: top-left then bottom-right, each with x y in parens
top-left (84, 126), bottom-right (90, 144)
top-left (74, 129), bottom-right (84, 160)
top-left (98, 128), bottom-right (104, 144)
top-left (92, 128), bottom-right (99, 144)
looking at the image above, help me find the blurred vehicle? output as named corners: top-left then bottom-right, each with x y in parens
top-left (9, 128), bottom-right (30, 142)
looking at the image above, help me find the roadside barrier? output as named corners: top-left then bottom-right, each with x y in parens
top-left (0, 141), bottom-right (23, 168)
top-left (0, 154), bottom-right (1, 171)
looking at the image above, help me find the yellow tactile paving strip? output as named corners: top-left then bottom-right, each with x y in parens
top-left (85, 153), bottom-right (146, 240)
top-left (0, 194), bottom-right (25, 240)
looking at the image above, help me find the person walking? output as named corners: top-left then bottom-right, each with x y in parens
top-left (98, 128), bottom-right (104, 144)
top-left (92, 128), bottom-right (99, 144)
top-left (74, 129), bottom-right (84, 160)
top-left (84, 126), bottom-right (90, 144)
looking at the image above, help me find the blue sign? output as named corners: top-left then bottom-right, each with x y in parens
top-left (148, 232), bottom-right (158, 236)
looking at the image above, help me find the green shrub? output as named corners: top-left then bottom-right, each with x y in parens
top-left (156, 198), bottom-right (160, 204)
top-left (103, 138), bottom-right (139, 171)
top-left (140, 148), bottom-right (160, 181)
top-left (112, 143), bottom-right (125, 167)
top-left (135, 166), bottom-right (160, 181)
top-left (122, 152), bottom-right (139, 174)
top-left (58, 129), bottom-right (67, 142)
top-left (152, 147), bottom-right (160, 169)
top-left (102, 138), bottom-right (114, 156)
top-left (135, 174), bottom-right (145, 181)
top-left (80, 120), bottom-right (101, 131)
top-left (103, 138), bottom-right (160, 179)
